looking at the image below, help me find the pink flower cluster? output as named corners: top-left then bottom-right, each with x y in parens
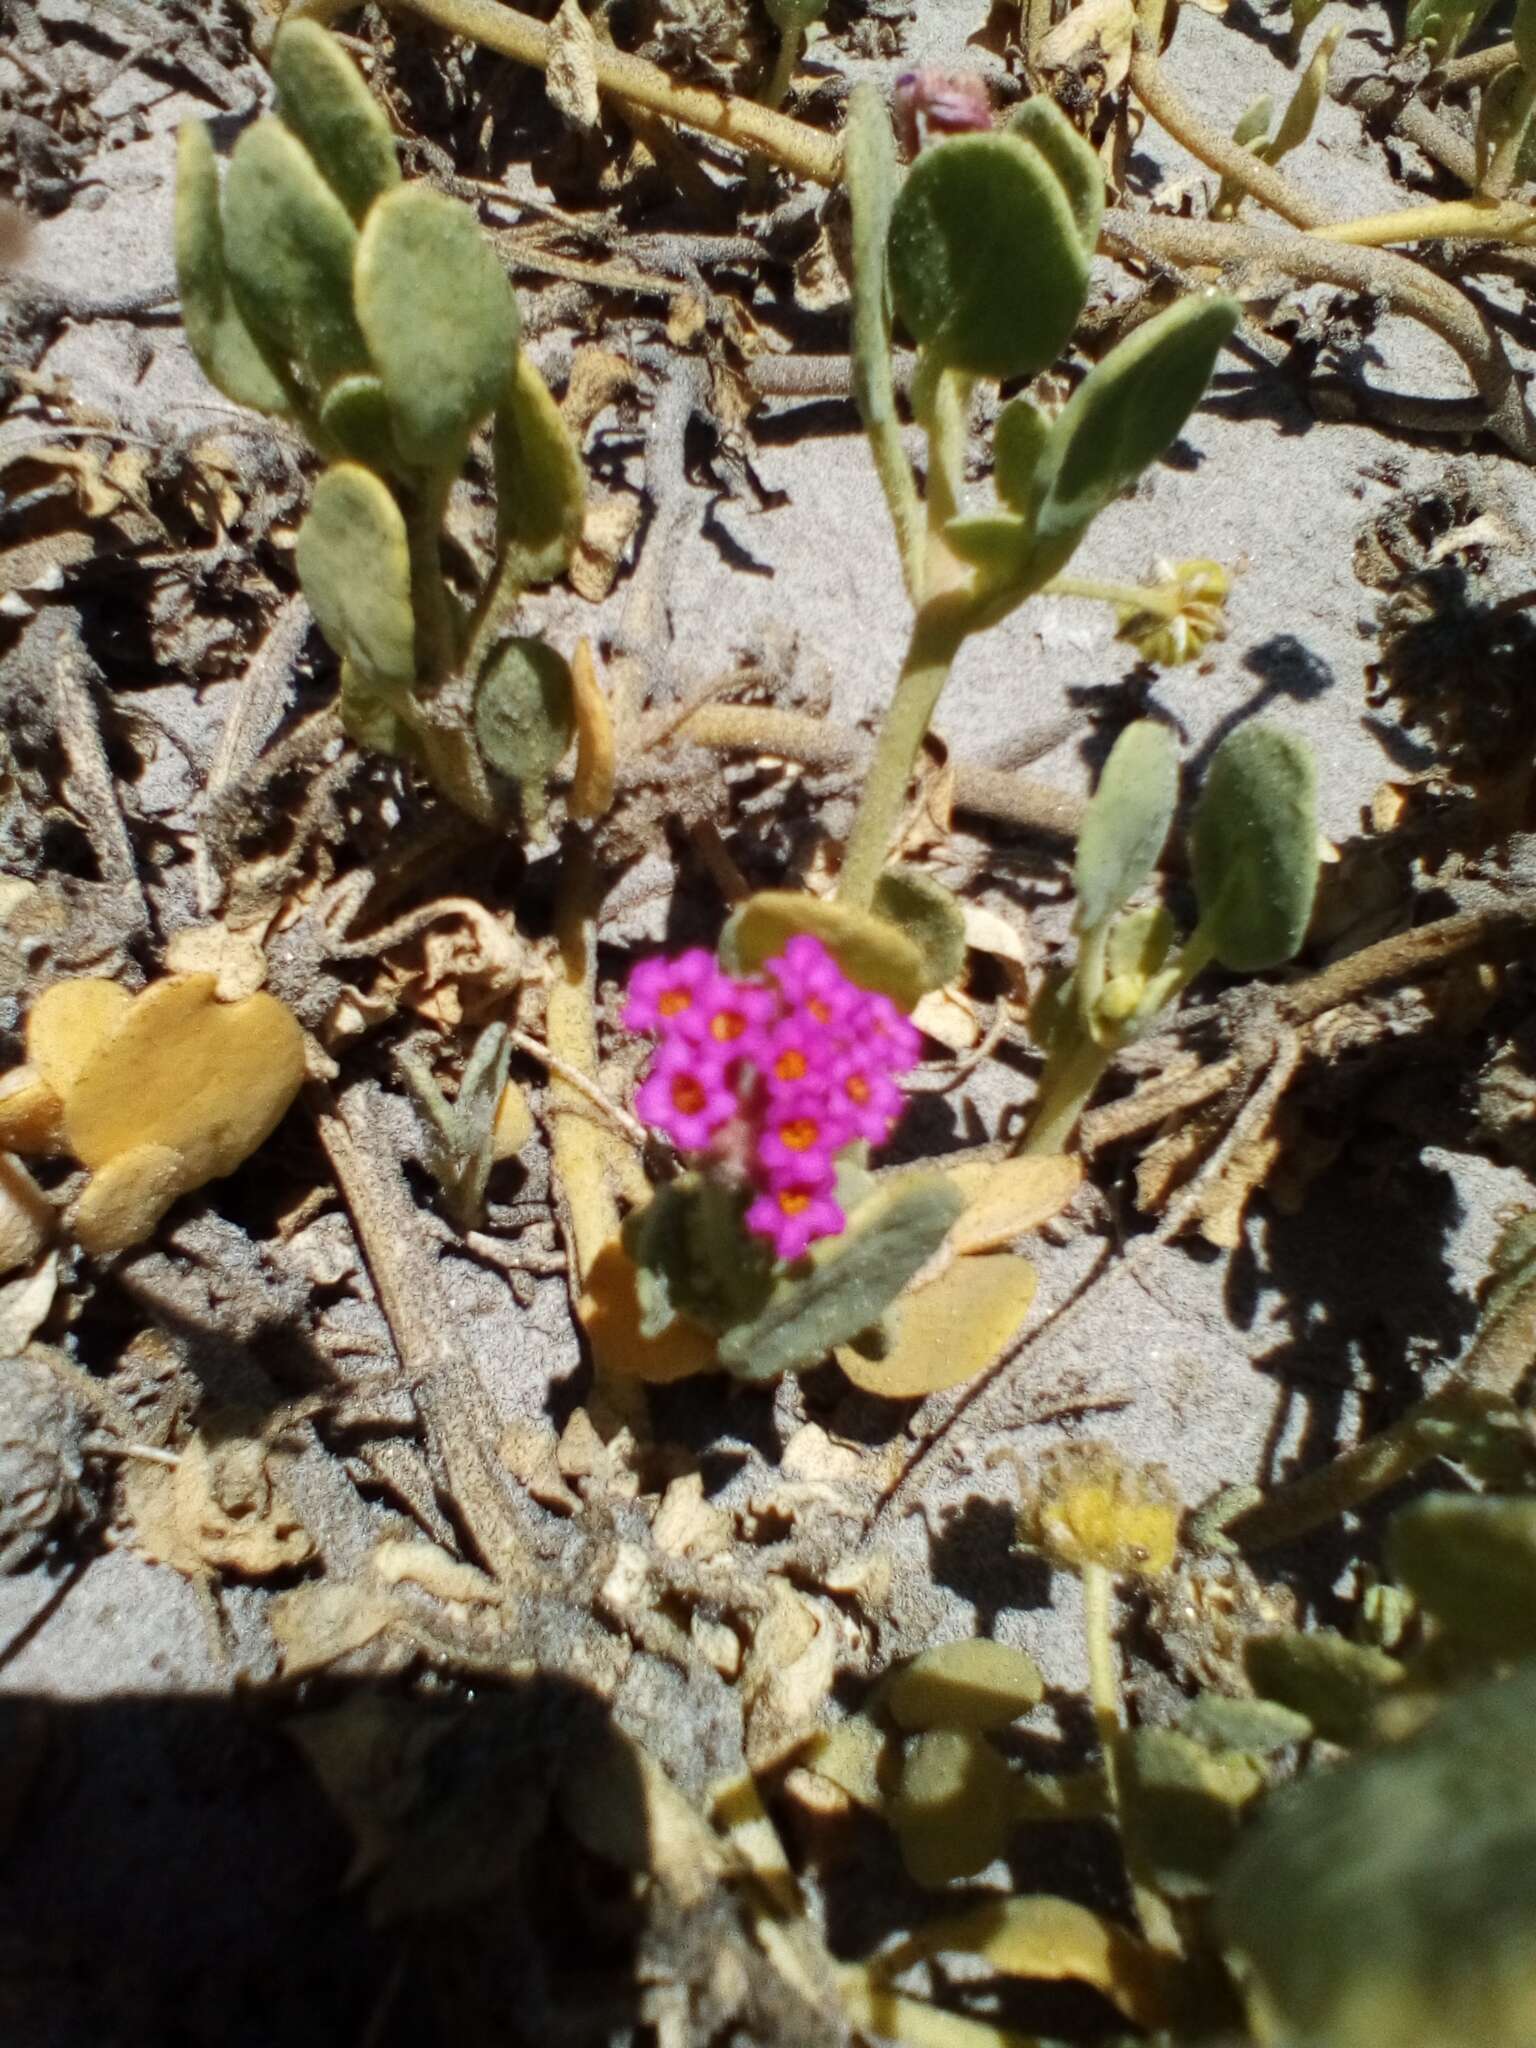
top-left (625, 935), bottom-right (921, 1263)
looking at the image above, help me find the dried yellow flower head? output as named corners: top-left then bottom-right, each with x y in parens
top-left (1017, 1440), bottom-right (1180, 1578)
top-left (1115, 559), bottom-right (1229, 667)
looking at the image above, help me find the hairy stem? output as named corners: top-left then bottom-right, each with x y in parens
top-left (837, 598), bottom-right (974, 910)
top-left (1021, 1034), bottom-right (1114, 1157)
top-left (1482, 70), bottom-right (1536, 200)
top-left (1317, 197), bottom-right (1536, 246)
top-left (374, 0), bottom-right (842, 184)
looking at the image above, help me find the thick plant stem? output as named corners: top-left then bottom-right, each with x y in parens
top-left (1022, 1035), bottom-right (1114, 1157)
top-left (759, 21), bottom-right (803, 112)
top-left (372, 0), bottom-right (843, 185)
top-left (402, 471), bottom-right (458, 687)
top-left (1317, 197), bottom-right (1536, 246)
top-left (837, 598), bottom-right (973, 911)
top-left (1045, 571), bottom-right (1184, 616)
top-left (1483, 71), bottom-right (1536, 200)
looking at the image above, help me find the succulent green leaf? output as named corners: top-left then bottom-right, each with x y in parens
top-left (873, 868), bottom-right (968, 993)
top-left (892, 1728), bottom-right (1014, 1887)
top-left (1387, 1493), bottom-right (1536, 1656)
top-left (297, 464), bottom-right (416, 690)
top-left (1027, 294), bottom-right (1240, 584)
top-left (355, 184), bottom-right (519, 471)
top-left (720, 890), bottom-right (928, 1012)
top-left (1074, 719), bottom-right (1179, 934)
top-left (400, 1023), bottom-right (510, 1232)
top-left (493, 353), bottom-right (586, 586)
top-left (887, 130), bottom-right (1092, 381)
top-left (1191, 722), bottom-right (1319, 972)
top-left (1245, 1629), bottom-right (1406, 1747)
top-left (318, 372), bottom-right (398, 469)
top-left (173, 122), bottom-right (292, 416)
top-left (1217, 1661), bottom-right (1536, 2048)
top-left (1123, 1728), bottom-right (1265, 1899)
top-left (1003, 95), bottom-right (1104, 257)
top-left (473, 637), bottom-right (575, 821)
top-left (270, 19), bottom-right (400, 223)
top-left (993, 396), bottom-right (1050, 519)
top-left (222, 116), bottom-right (369, 392)
top-left (339, 658), bottom-right (420, 761)
top-left (1231, 95), bottom-right (1274, 150)
top-left (717, 1173), bottom-right (963, 1382)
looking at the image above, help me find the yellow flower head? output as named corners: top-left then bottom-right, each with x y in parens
top-left (1017, 1441), bottom-right (1181, 1578)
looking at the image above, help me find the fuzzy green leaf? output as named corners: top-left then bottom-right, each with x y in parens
top-left (1003, 96), bottom-right (1104, 257)
top-left (1191, 722), bottom-right (1319, 972)
top-left (1388, 1493), bottom-right (1536, 1656)
top-left (222, 116), bottom-right (369, 393)
top-left (873, 868), bottom-right (968, 993)
top-left (720, 890), bottom-right (928, 1012)
top-left (174, 122), bottom-right (293, 416)
top-left (892, 1728), bottom-right (1014, 1887)
top-left (339, 658), bottom-right (419, 761)
top-left (717, 1173), bottom-right (963, 1382)
top-left (1217, 1661), bottom-right (1536, 2048)
top-left (623, 1176), bottom-right (774, 1339)
top-left (1179, 1692), bottom-right (1312, 1755)
top-left (993, 396), bottom-right (1050, 520)
top-left (297, 464), bottom-right (416, 690)
top-left (846, 82), bottom-right (901, 433)
top-left (270, 19), bottom-right (400, 223)
top-left (493, 353), bottom-right (586, 585)
top-left (942, 512), bottom-right (1031, 579)
top-left (1074, 720), bottom-right (1179, 934)
top-left (887, 1640), bottom-right (1045, 1733)
top-left (318, 372), bottom-right (398, 469)
top-left (1245, 1629), bottom-right (1405, 1747)
top-left (1123, 1728), bottom-right (1265, 1899)
top-left (472, 637), bottom-right (575, 821)
top-left (887, 130), bottom-right (1091, 381)
top-left (1027, 294), bottom-right (1240, 584)
top-left (355, 184), bottom-right (519, 471)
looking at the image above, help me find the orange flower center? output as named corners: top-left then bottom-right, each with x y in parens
top-left (658, 989), bottom-right (692, 1017)
top-left (807, 997), bottom-right (831, 1024)
top-left (711, 1010), bottom-right (747, 1042)
top-left (779, 1190), bottom-right (811, 1216)
top-left (845, 1073), bottom-right (870, 1104)
top-left (672, 1076), bottom-right (706, 1115)
top-left (774, 1048), bottom-right (809, 1082)
top-left (780, 1117), bottom-right (819, 1152)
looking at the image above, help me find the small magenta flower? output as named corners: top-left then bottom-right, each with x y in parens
top-left (624, 934), bottom-right (921, 1266)
top-left (635, 1038), bottom-right (737, 1150)
top-left (755, 1086), bottom-right (853, 1186)
top-left (746, 1180), bottom-right (846, 1263)
top-left (855, 989), bottom-right (923, 1075)
top-left (830, 1050), bottom-right (905, 1145)
top-left (768, 934), bottom-right (861, 1033)
top-left (692, 978), bottom-right (777, 1062)
top-left (623, 948), bottom-right (720, 1036)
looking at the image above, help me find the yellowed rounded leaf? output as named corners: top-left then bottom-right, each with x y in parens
top-left (579, 1239), bottom-right (719, 1384)
top-left (837, 1251), bottom-right (1037, 1397)
top-left (0, 1154), bottom-right (52, 1275)
top-left (70, 1142), bottom-right (187, 1256)
top-left (724, 890), bottom-right (928, 1012)
top-left (62, 974), bottom-right (305, 1183)
top-left (946, 1153), bottom-right (1082, 1255)
top-left (491, 1078), bottom-right (536, 1161)
top-left (0, 1069), bottom-right (65, 1156)
top-left (887, 1639), bottom-right (1045, 1733)
top-left (27, 977), bottom-right (134, 1097)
